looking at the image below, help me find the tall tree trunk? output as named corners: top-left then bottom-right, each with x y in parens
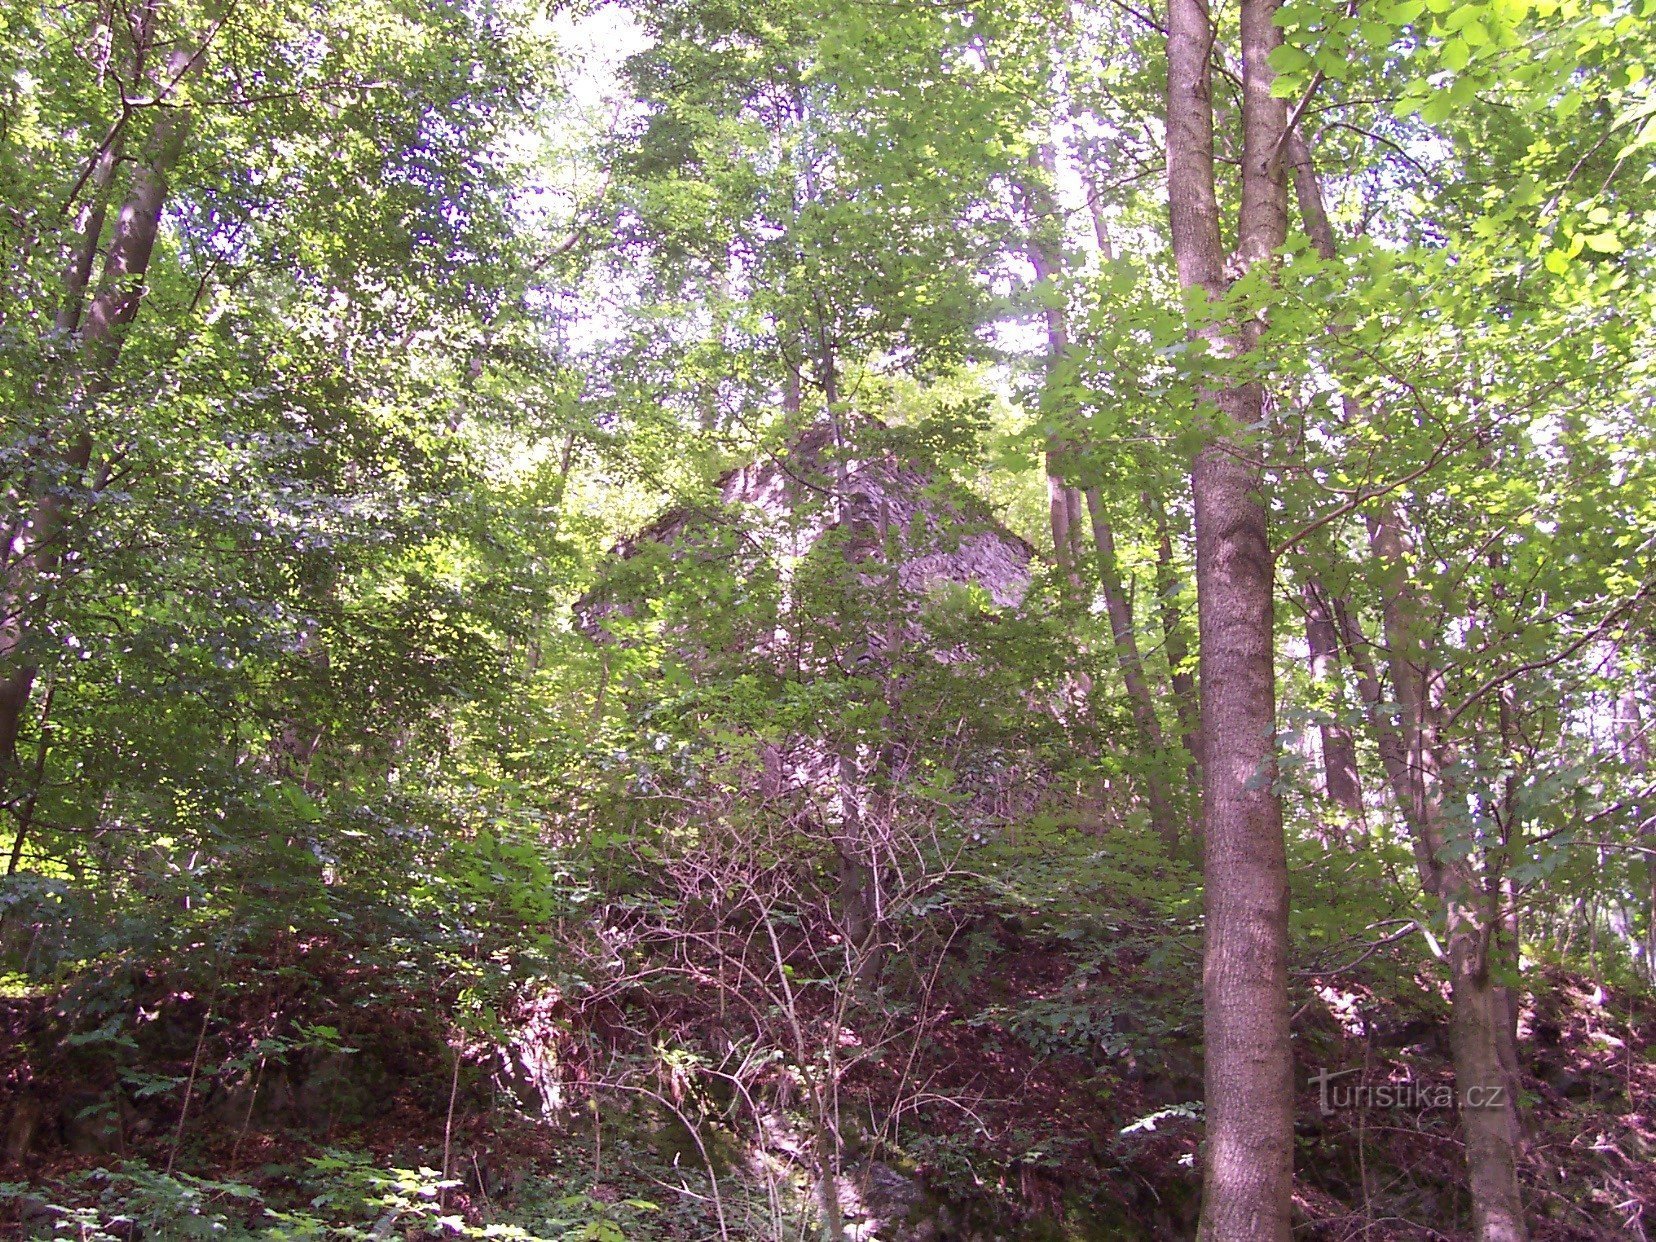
top-left (54, 142), bottom-right (125, 338)
top-left (1147, 489), bottom-right (1203, 781)
top-left (1290, 130), bottom-right (1529, 1240)
top-left (1302, 578), bottom-right (1363, 823)
top-left (1084, 491), bottom-right (1181, 853)
top-left (1372, 505), bottom-right (1526, 1241)
top-left (0, 67), bottom-right (192, 782)
top-left (2, 142), bottom-right (121, 775)
top-left (812, 322), bottom-right (883, 994)
top-left (1019, 152), bottom-right (1182, 852)
top-left (1615, 669), bottom-right (1656, 981)
top-left (1491, 687), bottom-right (1525, 1092)
top-left (1019, 148), bottom-right (1089, 581)
top-left (1048, 476), bottom-right (1086, 580)
top-left (2, 683), bottom-right (54, 881)
top-left (1166, 0), bottom-right (1294, 1235)
top-left (1444, 912), bottom-right (1529, 1242)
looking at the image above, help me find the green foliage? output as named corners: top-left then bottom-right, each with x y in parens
top-left (0, 1153), bottom-right (658, 1241)
top-left (3, 0), bottom-right (1655, 1236)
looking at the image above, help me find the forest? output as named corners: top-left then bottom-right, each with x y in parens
top-left (1, 0), bottom-right (1654, 1237)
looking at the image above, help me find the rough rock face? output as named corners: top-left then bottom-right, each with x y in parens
top-left (587, 419), bottom-right (1034, 632)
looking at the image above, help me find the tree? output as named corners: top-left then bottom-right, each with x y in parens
top-left (1164, 0), bottom-right (1295, 1235)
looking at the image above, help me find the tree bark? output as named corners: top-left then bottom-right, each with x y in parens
top-left (1166, 0), bottom-right (1294, 1235)
top-left (1084, 490), bottom-right (1181, 854)
top-left (1147, 489), bottom-right (1203, 781)
top-left (2, 683), bottom-right (54, 886)
top-left (1614, 671), bottom-right (1655, 981)
top-left (54, 142), bottom-right (125, 338)
top-left (1302, 578), bottom-right (1363, 822)
top-left (1446, 913), bottom-right (1530, 1242)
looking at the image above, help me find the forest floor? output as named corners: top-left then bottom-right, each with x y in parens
top-left (2, 929), bottom-right (1653, 1240)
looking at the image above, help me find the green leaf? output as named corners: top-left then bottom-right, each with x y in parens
top-left (1268, 44), bottom-right (1314, 74)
